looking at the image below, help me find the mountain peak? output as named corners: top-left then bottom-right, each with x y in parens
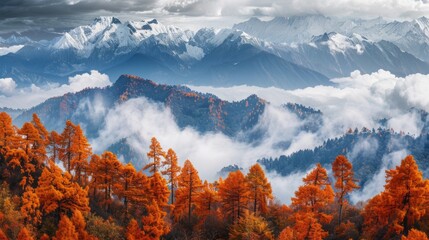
top-left (93, 16), bottom-right (122, 25)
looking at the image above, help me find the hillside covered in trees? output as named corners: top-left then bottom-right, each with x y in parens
top-left (1, 111), bottom-right (429, 239)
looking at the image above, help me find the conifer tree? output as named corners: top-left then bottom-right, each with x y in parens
top-left (218, 170), bottom-right (250, 223)
top-left (246, 163), bottom-right (273, 214)
top-left (143, 137), bottom-right (165, 174)
top-left (332, 155), bottom-right (359, 225)
top-left (54, 215), bottom-right (78, 240)
top-left (174, 160), bottom-right (202, 225)
top-left (161, 148), bottom-right (181, 204)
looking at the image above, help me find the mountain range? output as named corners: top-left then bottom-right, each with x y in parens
top-left (3, 15), bottom-right (429, 89)
top-left (11, 74), bottom-right (429, 185)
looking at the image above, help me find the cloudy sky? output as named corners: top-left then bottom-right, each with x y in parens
top-left (1, 0), bottom-right (429, 34)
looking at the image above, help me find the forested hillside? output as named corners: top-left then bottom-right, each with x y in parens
top-left (1, 111), bottom-right (429, 239)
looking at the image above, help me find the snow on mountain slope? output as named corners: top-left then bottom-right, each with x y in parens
top-left (273, 32), bottom-right (429, 78)
top-left (52, 16), bottom-right (193, 58)
top-left (233, 15), bottom-right (429, 62)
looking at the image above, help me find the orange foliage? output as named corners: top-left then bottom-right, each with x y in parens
top-left (402, 229), bottom-right (429, 240)
top-left (36, 162), bottom-right (89, 216)
top-left (17, 227), bottom-right (33, 240)
top-left (173, 159), bottom-right (202, 224)
top-left (218, 170), bottom-right (249, 223)
top-left (290, 163), bottom-right (334, 239)
top-left (20, 187), bottom-right (41, 225)
top-left (246, 163), bottom-right (273, 214)
top-left (143, 137), bottom-right (165, 174)
top-left (332, 155), bottom-right (359, 225)
top-left (53, 215), bottom-right (78, 240)
top-left (141, 200), bottom-right (170, 239)
top-left (229, 210), bottom-right (274, 240)
top-left (161, 148), bottom-right (181, 204)
top-left (363, 155), bottom-right (429, 239)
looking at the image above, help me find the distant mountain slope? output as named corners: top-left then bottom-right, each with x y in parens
top-left (259, 128), bottom-right (429, 185)
top-left (276, 33), bottom-right (429, 78)
top-left (14, 74), bottom-right (266, 138)
top-left (234, 15), bottom-right (429, 62)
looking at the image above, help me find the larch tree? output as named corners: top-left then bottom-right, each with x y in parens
top-left (290, 163), bottom-right (334, 239)
top-left (218, 170), bottom-right (250, 223)
top-left (71, 210), bottom-right (92, 240)
top-left (20, 187), bottom-right (41, 226)
top-left (54, 215), bottom-right (78, 240)
top-left (229, 210), bottom-right (274, 240)
top-left (174, 159), bottom-right (202, 226)
top-left (148, 172), bottom-right (170, 210)
top-left (161, 148), bottom-right (181, 204)
top-left (89, 151), bottom-right (121, 213)
top-left (47, 131), bottom-right (61, 164)
top-left (70, 125), bottom-right (92, 186)
top-left (363, 155), bottom-right (429, 239)
top-left (114, 163), bottom-right (150, 222)
top-left (126, 219), bottom-right (141, 240)
top-left (194, 180), bottom-right (219, 221)
top-left (246, 163), bottom-right (273, 214)
top-left (331, 155), bottom-right (359, 225)
top-left (36, 162), bottom-right (90, 218)
top-left (5, 148), bottom-right (35, 189)
top-left (143, 137), bottom-right (165, 174)
top-left (0, 112), bottom-right (16, 149)
top-left (141, 200), bottom-right (170, 239)
top-left (18, 122), bottom-right (45, 167)
top-left (59, 120), bottom-right (76, 173)
top-left (31, 114), bottom-right (49, 145)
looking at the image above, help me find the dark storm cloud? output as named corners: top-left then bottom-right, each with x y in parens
top-left (0, 0), bottom-right (158, 20)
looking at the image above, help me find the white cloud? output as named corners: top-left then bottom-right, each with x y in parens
top-left (0, 70), bottom-right (111, 109)
top-left (163, 0), bottom-right (429, 19)
top-left (350, 149), bottom-right (407, 203)
top-left (92, 97), bottom-right (304, 180)
top-left (189, 70), bottom-right (429, 139)
top-left (0, 78), bottom-right (17, 96)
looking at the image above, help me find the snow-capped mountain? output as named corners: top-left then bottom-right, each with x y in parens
top-left (274, 32), bottom-right (429, 78)
top-left (2, 15), bottom-right (429, 89)
top-left (233, 15), bottom-right (429, 62)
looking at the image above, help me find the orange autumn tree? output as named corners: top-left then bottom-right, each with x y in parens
top-left (0, 112), bottom-right (16, 150)
top-left (218, 170), bottom-right (250, 223)
top-left (18, 122), bottom-right (45, 167)
top-left (31, 114), bottom-right (49, 146)
top-left (47, 131), bottom-right (61, 164)
top-left (36, 162), bottom-right (89, 218)
top-left (331, 155), bottom-right (359, 225)
top-left (149, 172), bottom-right (170, 210)
top-left (194, 180), bottom-right (219, 221)
top-left (363, 155), bottom-right (429, 239)
top-left (174, 159), bottom-right (202, 225)
top-left (289, 163), bottom-right (334, 239)
top-left (89, 151), bottom-right (121, 213)
top-left (20, 187), bottom-right (41, 226)
top-left (246, 163), bottom-right (273, 214)
top-left (143, 137), bottom-right (165, 174)
top-left (229, 210), bottom-right (274, 240)
top-left (59, 120), bottom-right (76, 173)
top-left (162, 148), bottom-right (181, 204)
top-left (70, 125), bottom-right (92, 186)
top-left (114, 163), bottom-right (139, 221)
top-left (54, 215), bottom-right (78, 240)
top-left (141, 200), bottom-right (170, 239)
